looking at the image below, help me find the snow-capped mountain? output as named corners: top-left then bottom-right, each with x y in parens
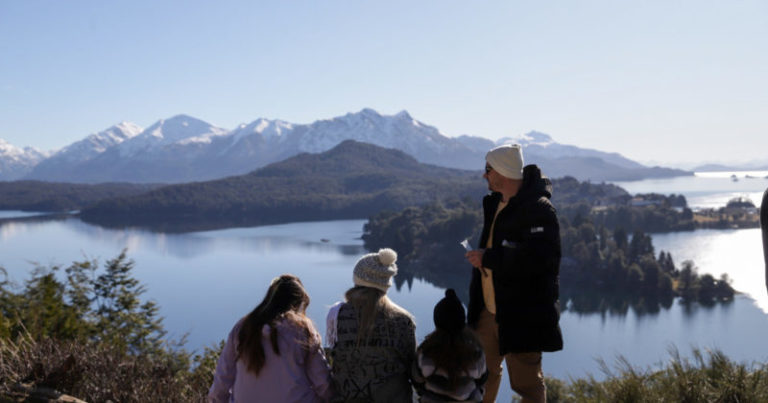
top-left (36, 109), bottom-right (485, 183)
top-left (499, 131), bottom-right (645, 170)
top-left (294, 109), bottom-right (452, 154)
top-left (64, 121), bottom-right (144, 160)
top-left (15, 108), bottom-right (689, 184)
top-left (116, 114), bottom-right (228, 158)
top-left (42, 115), bottom-right (230, 183)
top-left (26, 122), bottom-right (143, 181)
top-left (0, 139), bottom-right (48, 180)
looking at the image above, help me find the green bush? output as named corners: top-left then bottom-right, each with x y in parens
top-left (0, 252), bottom-right (220, 401)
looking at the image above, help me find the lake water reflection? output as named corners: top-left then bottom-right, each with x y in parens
top-left (2, 215), bottom-right (768, 400)
top-left (614, 170), bottom-right (768, 209)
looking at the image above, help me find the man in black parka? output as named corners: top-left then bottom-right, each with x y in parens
top-left (465, 144), bottom-right (562, 403)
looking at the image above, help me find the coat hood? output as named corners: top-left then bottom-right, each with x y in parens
top-left (519, 164), bottom-right (552, 201)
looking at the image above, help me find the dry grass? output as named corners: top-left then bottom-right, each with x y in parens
top-left (0, 332), bottom-right (216, 402)
top-left (544, 348), bottom-right (768, 403)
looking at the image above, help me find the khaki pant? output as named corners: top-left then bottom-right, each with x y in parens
top-left (474, 309), bottom-right (545, 403)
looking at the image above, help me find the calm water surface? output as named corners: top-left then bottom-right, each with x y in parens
top-left (0, 210), bottom-right (48, 219)
top-left (2, 215), bottom-right (767, 394)
top-left (614, 170), bottom-right (768, 209)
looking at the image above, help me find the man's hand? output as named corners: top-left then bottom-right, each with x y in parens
top-left (465, 249), bottom-right (489, 276)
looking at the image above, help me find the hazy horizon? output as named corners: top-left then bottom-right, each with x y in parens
top-left (2, 1), bottom-right (766, 167)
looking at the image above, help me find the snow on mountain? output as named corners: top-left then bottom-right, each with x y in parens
top-left (498, 131), bottom-right (645, 170)
top-left (296, 108), bottom-right (453, 155)
top-left (0, 138), bottom-right (23, 160)
top-left (0, 139), bottom-right (48, 180)
top-left (24, 122), bottom-right (142, 181)
top-left (118, 114), bottom-right (228, 157)
top-left (228, 118), bottom-right (294, 146)
top-left (52, 122), bottom-right (142, 163)
top-left (17, 108), bottom-right (688, 184)
top-left (0, 139), bottom-right (46, 161)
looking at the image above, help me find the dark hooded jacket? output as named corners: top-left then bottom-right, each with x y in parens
top-left (467, 164), bottom-right (563, 354)
top-left (761, 188), bottom-right (767, 295)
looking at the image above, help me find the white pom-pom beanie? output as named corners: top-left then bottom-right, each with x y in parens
top-left (353, 248), bottom-right (398, 292)
top-left (486, 144), bottom-right (524, 180)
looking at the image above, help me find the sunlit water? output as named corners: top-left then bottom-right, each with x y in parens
top-left (653, 229), bottom-right (766, 312)
top-left (614, 170), bottom-right (767, 209)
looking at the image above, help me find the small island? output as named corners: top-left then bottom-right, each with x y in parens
top-left (694, 196), bottom-right (760, 229)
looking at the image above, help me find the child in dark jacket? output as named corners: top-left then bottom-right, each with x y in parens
top-left (412, 289), bottom-right (488, 402)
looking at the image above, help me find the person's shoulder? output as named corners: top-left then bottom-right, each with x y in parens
top-left (276, 313), bottom-right (316, 335)
top-left (388, 302), bottom-right (416, 327)
top-left (230, 316), bottom-right (247, 334)
top-left (326, 301), bottom-right (344, 319)
top-left (533, 195), bottom-right (556, 212)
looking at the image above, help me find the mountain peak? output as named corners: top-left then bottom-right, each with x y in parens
top-left (0, 139), bottom-right (44, 159)
top-left (66, 122), bottom-right (143, 155)
top-left (112, 121), bottom-right (143, 135)
top-left (232, 118), bottom-right (294, 143)
top-left (256, 139), bottom-right (421, 179)
top-left (520, 131), bottom-right (554, 145)
top-left (359, 107), bottom-right (380, 116)
top-left (0, 138), bottom-right (21, 155)
top-left (395, 110), bottom-right (412, 120)
top-left (143, 115), bottom-right (227, 143)
top-left (0, 138), bottom-right (47, 179)
top-left (497, 131), bottom-right (554, 147)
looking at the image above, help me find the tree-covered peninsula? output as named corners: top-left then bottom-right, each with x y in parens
top-left (365, 177), bottom-right (735, 314)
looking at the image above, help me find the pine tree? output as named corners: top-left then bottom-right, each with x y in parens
top-left (93, 251), bottom-right (166, 355)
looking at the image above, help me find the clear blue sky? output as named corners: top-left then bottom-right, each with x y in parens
top-left (1, 0), bottom-right (766, 166)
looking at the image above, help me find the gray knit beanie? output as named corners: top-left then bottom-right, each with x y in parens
top-left (486, 144), bottom-right (524, 180)
top-left (353, 248), bottom-right (398, 292)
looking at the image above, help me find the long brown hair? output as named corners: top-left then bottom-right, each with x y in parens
top-left (236, 274), bottom-right (313, 375)
top-left (344, 285), bottom-right (413, 346)
top-left (419, 327), bottom-right (483, 387)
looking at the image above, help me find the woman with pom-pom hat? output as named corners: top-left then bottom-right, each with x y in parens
top-left (325, 248), bottom-right (417, 402)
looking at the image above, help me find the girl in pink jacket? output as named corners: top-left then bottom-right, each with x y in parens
top-left (209, 274), bottom-right (334, 402)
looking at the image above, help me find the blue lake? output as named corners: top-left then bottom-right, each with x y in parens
top-left (1, 214), bottom-right (768, 402)
top-left (614, 170), bottom-right (768, 209)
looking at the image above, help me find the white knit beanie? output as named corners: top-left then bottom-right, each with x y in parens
top-left (353, 248), bottom-right (398, 292)
top-left (486, 144), bottom-right (524, 180)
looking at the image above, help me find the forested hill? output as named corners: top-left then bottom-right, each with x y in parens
top-left (0, 181), bottom-right (159, 212)
top-left (79, 140), bottom-right (488, 231)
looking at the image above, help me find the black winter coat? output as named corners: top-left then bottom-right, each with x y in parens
top-left (761, 188), bottom-right (767, 295)
top-left (467, 164), bottom-right (563, 354)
